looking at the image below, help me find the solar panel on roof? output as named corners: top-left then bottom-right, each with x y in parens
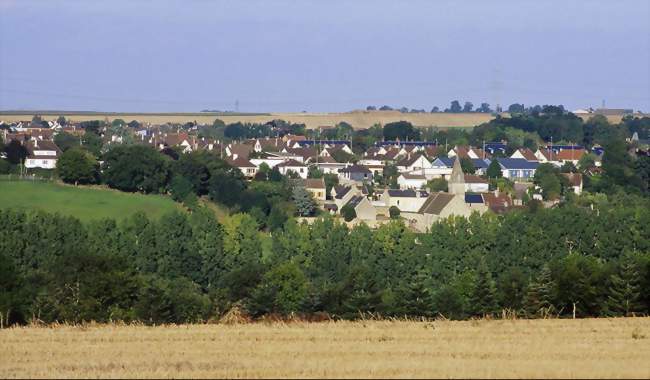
top-left (465, 194), bottom-right (484, 204)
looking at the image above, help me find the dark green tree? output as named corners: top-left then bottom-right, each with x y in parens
top-left (468, 259), bottom-right (498, 317)
top-left (56, 148), bottom-right (98, 185)
top-left (486, 159), bottom-right (502, 178)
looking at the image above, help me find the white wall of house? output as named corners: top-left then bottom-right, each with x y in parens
top-left (250, 158), bottom-right (285, 168)
top-left (466, 182), bottom-right (489, 192)
top-left (397, 175), bottom-right (427, 189)
top-left (25, 158), bottom-right (57, 169)
top-left (278, 165), bottom-right (308, 179)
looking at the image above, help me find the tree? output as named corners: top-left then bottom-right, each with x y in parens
top-left (56, 148), bottom-right (98, 185)
top-left (607, 256), bottom-right (642, 316)
top-left (56, 115), bottom-right (67, 126)
top-left (508, 103), bottom-right (525, 114)
top-left (307, 165), bottom-right (323, 179)
top-left (486, 159), bottom-right (502, 178)
top-left (427, 178), bottom-right (448, 192)
top-left (534, 163), bottom-right (562, 200)
top-left (54, 132), bottom-right (80, 152)
top-left (395, 274), bottom-right (434, 317)
top-left (433, 285), bottom-right (465, 320)
top-left (169, 175), bottom-right (194, 202)
top-left (389, 206), bottom-right (400, 219)
top-left (477, 103), bottom-right (492, 113)
top-left (292, 186), bottom-right (317, 217)
top-left (468, 259), bottom-right (498, 317)
top-left (431, 106), bottom-right (440, 113)
top-left (4, 140), bottom-right (29, 165)
top-left (524, 265), bottom-right (555, 317)
top-left (340, 204), bottom-right (357, 222)
top-left (383, 121), bottom-right (420, 141)
top-left (462, 102), bottom-right (474, 113)
top-left (578, 153), bottom-right (596, 171)
top-left (447, 100), bottom-right (462, 113)
top-left (248, 262), bottom-right (309, 316)
top-left (460, 157), bottom-right (476, 174)
top-left (101, 145), bottom-right (170, 193)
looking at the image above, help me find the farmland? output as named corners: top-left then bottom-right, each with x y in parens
top-left (0, 180), bottom-right (182, 222)
top-left (1, 318), bottom-right (648, 378)
top-left (0, 110), bottom-right (496, 129)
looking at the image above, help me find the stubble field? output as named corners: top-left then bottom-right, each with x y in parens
top-left (1, 318), bottom-right (649, 378)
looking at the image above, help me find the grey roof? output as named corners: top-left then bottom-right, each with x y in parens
top-left (418, 193), bottom-right (455, 215)
top-left (340, 164), bottom-right (371, 174)
top-left (497, 158), bottom-right (540, 170)
top-left (346, 195), bottom-right (365, 209)
top-left (334, 185), bottom-right (351, 199)
top-left (387, 189), bottom-right (429, 198)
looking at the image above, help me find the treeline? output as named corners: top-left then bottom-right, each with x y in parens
top-left (1, 192), bottom-right (649, 325)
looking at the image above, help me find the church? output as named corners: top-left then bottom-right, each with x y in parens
top-left (401, 157), bottom-right (488, 232)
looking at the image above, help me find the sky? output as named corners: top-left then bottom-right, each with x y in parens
top-left (0, 0), bottom-right (649, 113)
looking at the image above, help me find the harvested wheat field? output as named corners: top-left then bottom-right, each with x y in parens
top-left (1, 318), bottom-right (649, 379)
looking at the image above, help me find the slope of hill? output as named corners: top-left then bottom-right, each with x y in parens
top-left (0, 180), bottom-right (183, 221)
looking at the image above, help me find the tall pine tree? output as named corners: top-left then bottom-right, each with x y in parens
top-left (468, 259), bottom-right (498, 317)
top-left (607, 256), bottom-right (642, 316)
top-left (524, 264), bottom-right (555, 317)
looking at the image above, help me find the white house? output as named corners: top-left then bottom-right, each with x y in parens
top-left (24, 140), bottom-right (61, 169)
top-left (397, 173), bottom-right (427, 190)
top-left (380, 189), bottom-right (429, 213)
top-left (396, 154), bottom-right (432, 173)
top-left (276, 159), bottom-right (308, 179)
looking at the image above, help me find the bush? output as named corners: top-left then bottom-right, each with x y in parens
top-left (389, 206), bottom-right (400, 219)
top-left (341, 204), bottom-right (357, 222)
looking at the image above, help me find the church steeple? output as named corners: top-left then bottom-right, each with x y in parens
top-left (449, 157), bottom-right (465, 195)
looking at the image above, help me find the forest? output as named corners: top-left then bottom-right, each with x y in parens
top-left (1, 191), bottom-right (649, 325)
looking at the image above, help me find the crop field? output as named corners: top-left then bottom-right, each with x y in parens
top-left (1, 318), bottom-right (648, 378)
top-left (0, 111), bottom-right (497, 129)
top-left (0, 180), bottom-right (182, 221)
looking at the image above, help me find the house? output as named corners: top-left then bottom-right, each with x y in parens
top-left (396, 154), bottom-right (432, 174)
top-left (496, 158), bottom-right (539, 179)
top-left (448, 146), bottom-right (490, 160)
top-left (397, 173), bottom-right (427, 190)
top-left (331, 185), bottom-right (356, 209)
top-left (225, 143), bottom-right (254, 159)
top-left (510, 148), bottom-right (538, 161)
top-left (339, 164), bottom-right (372, 183)
top-left (343, 195), bottom-right (377, 222)
top-left (313, 155), bottom-right (349, 175)
top-left (429, 157), bottom-right (490, 178)
top-left (464, 175), bottom-right (489, 193)
top-left (482, 191), bottom-right (514, 214)
top-left (226, 155), bottom-right (257, 178)
top-left (562, 173), bottom-right (583, 195)
top-left (24, 140), bottom-right (61, 169)
top-left (301, 178), bottom-right (327, 201)
top-left (276, 159), bottom-right (308, 179)
top-left (380, 189), bottom-right (429, 213)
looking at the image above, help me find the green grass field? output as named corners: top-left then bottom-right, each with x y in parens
top-left (0, 180), bottom-right (183, 222)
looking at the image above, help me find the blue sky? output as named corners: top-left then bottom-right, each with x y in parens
top-left (1, 0), bottom-right (648, 112)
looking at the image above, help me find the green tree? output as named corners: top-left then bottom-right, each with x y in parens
top-left (468, 259), bottom-right (498, 317)
top-left (54, 132), bottom-right (80, 152)
top-left (292, 186), bottom-right (317, 217)
top-left (56, 148), bottom-right (98, 185)
top-left (169, 175), bottom-right (194, 202)
top-left (524, 265), bottom-right (556, 317)
top-left (389, 206), bottom-right (400, 219)
top-left (427, 178), bottom-right (448, 192)
top-left (460, 157), bottom-right (476, 174)
top-left (102, 145), bottom-right (170, 193)
top-left (607, 256), bottom-right (642, 316)
top-left (432, 285), bottom-right (465, 320)
top-left (4, 140), bottom-right (28, 165)
top-left (394, 274), bottom-right (434, 317)
top-left (486, 159), bottom-right (502, 178)
top-left (248, 262), bottom-right (309, 316)
top-left (340, 204), bottom-right (356, 222)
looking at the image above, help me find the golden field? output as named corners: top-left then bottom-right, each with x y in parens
top-left (0, 110), bottom-right (639, 129)
top-left (1, 318), bottom-right (649, 379)
top-left (0, 111), bottom-right (495, 129)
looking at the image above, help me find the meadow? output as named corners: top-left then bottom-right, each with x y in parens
top-left (1, 318), bottom-right (649, 379)
top-left (0, 180), bottom-right (182, 221)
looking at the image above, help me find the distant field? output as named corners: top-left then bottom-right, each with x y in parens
top-left (0, 180), bottom-right (182, 221)
top-left (1, 318), bottom-right (648, 378)
top-left (0, 111), bottom-right (498, 129)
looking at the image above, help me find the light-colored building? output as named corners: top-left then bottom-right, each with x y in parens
top-left (397, 173), bottom-right (427, 189)
top-left (24, 140), bottom-right (61, 169)
top-left (276, 159), bottom-right (308, 179)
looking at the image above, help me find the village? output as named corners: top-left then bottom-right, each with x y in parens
top-left (1, 116), bottom-right (611, 232)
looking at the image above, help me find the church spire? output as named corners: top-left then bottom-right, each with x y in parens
top-left (449, 157), bottom-right (465, 195)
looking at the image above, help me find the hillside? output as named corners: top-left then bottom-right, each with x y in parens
top-left (0, 180), bottom-right (183, 221)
